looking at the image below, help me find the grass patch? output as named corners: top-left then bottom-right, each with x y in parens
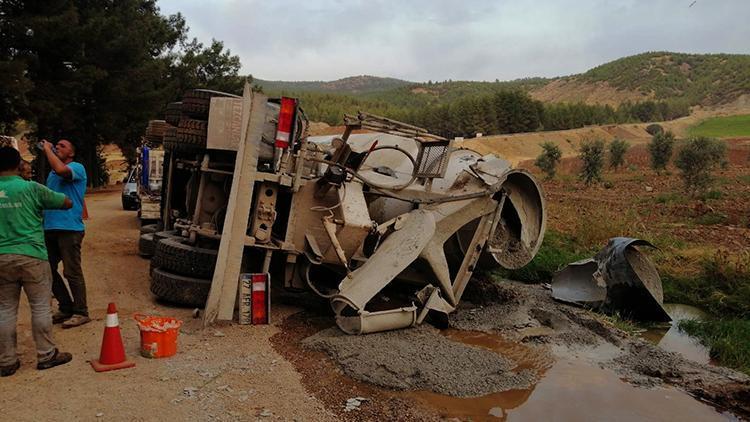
top-left (493, 230), bottom-right (592, 282)
top-left (700, 189), bottom-right (723, 200)
top-left (654, 192), bottom-right (687, 204)
top-left (693, 212), bottom-right (728, 226)
top-left (679, 319), bottom-right (750, 375)
top-left (662, 251), bottom-right (750, 318)
top-left (595, 312), bottom-right (642, 335)
top-left (688, 114), bottom-right (750, 138)
top-left (739, 174), bottom-right (750, 184)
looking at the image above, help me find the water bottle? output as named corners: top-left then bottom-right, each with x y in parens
top-left (36, 141), bottom-right (56, 154)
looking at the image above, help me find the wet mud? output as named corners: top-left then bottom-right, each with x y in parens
top-left (273, 277), bottom-right (750, 420)
top-left (303, 325), bottom-right (541, 397)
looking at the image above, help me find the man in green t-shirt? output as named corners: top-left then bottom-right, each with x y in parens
top-left (0, 147), bottom-right (74, 377)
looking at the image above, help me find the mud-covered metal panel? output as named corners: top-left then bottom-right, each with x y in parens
top-left (550, 258), bottom-right (605, 307)
top-left (594, 237), bottom-right (670, 322)
top-left (207, 97), bottom-right (243, 151)
top-left (551, 238), bottom-right (671, 322)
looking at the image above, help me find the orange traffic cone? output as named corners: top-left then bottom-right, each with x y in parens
top-left (90, 303), bottom-right (135, 372)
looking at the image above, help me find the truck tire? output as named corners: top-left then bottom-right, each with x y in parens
top-left (150, 230), bottom-right (182, 269)
top-left (152, 237), bottom-right (217, 279)
top-left (150, 267), bottom-right (210, 307)
top-left (182, 89), bottom-right (240, 119)
top-left (145, 120), bottom-right (169, 144)
top-left (163, 126), bottom-right (177, 144)
top-left (164, 102), bottom-right (182, 126)
top-left (153, 230), bottom-right (180, 246)
top-left (140, 223), bottom-right (159, 234)
top-left (138, 233), bottom-right (155, 257)
top-left (153, 230), bottom-right (180, 243)
top-left (167, 118), bottom-right (207, 153)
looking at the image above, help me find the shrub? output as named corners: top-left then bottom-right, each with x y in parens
top-left (674, 136), bottom-right (727, 197)
top-left (608, 138), bottom-right (629, 169)
top-left (578, 138), bottom-right (605, 185)
top-left (534, 141), bottom-right (562, 180)
top-left (648, 131), bottom-right (675, 174)
top-left (645, 123), bottom-right (664, 136)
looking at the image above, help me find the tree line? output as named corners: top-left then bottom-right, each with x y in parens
top-left (288, 90), bottom-right (690, 139)
top-left (0, 0), bottom-right (245, 185)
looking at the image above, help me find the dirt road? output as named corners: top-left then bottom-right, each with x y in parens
top-left (0, 191), bottom-right (333, 422)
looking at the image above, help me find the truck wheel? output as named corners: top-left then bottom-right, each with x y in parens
top-left (138, 233), bottom-right (155, 257)
top-left (153, 230), bottom-right (180, 243)
top-left (163, 126), bottom-right (177, 144)
top-left (145, 120), bottom-right (169, 144)
top-left (166, 118), bottom-right (207, 153)
top-left (150, 267), bottom-right (210, 307)
top-left (164, 102), bottom-right (182, 126)
top-left (152, 237), bottom-right (218, 279)
top-left (140, 223), bottom-right (159, 234)
top-left (182, 89), bottom-right (240, 119)
top-left (150, 230), bottom-right (182, 269)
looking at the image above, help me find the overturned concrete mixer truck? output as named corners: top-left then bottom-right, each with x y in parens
top-left (144, 85), bottom-right (546, 334)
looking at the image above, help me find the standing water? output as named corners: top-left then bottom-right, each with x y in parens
top-left (641, 303), bottom-right (712, 364)
top-left (409, 329), bottom-right (732, 421)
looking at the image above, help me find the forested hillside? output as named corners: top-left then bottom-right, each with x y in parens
top-left (579, 52), bottom-right (750, 105)
top-left (263, 52), bottom-right (747, 138)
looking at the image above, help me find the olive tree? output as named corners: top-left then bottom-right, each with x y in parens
top-left (578, 138), bottom-right (605, 185)
top-left (674, 137), bottom-right (727, 197)
top-left (534, 141), bottom-right (562, 180)
top-left (608, 138), bottom-right (629, 169)
top-left (648, 131), bottom-right (676, 174)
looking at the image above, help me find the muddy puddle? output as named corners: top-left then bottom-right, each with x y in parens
top-left (641, 303), bottom-right (712, 364)
top-left (409, 330), bottom-right (734, 421)
top-left (275, 281), bottom-right (749, 421)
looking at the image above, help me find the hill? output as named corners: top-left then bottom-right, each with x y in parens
top-left (254, 75), bottom-right (411, 94)
top-left (380, 52), bottom-right (750, 108)
top-left (258, 52), bottom-right (750, 109)
top-left (571, 52), bottom-right (750, 105)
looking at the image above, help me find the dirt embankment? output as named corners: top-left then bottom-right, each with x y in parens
top-left (459, 106), bottom-right (750, 168)
top-left (529, 78), bottom-right (651, 107)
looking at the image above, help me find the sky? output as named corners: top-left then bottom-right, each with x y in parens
top-left (158, 0), bottom-right (750, 82)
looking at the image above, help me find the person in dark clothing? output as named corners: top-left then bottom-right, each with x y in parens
top-left (41, 139), bottom-right (90, 328)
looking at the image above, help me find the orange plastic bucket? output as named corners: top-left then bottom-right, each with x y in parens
top-left (133, 314), bottom-right (183, 358)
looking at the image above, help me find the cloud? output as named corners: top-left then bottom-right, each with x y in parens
top-left (158, 0), bottom-right (750, 82)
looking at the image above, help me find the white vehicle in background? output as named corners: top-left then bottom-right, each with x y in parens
top-left (121, 167), bottom-right (139, 210)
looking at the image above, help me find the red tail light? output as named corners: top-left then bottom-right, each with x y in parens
top-left (251, 273), bottom-right (269, 325)
top-left (275, 97), bottom-right (297, 149)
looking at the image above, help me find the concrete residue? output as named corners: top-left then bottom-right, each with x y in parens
top-left (303, 325), bottom-right (539, 397)
top-left (608, 341), bottom-right (750, 416)
top-left (452, 277), bottom-right (605, 347)
top-left (296, 276), bottom-right (750, 419)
